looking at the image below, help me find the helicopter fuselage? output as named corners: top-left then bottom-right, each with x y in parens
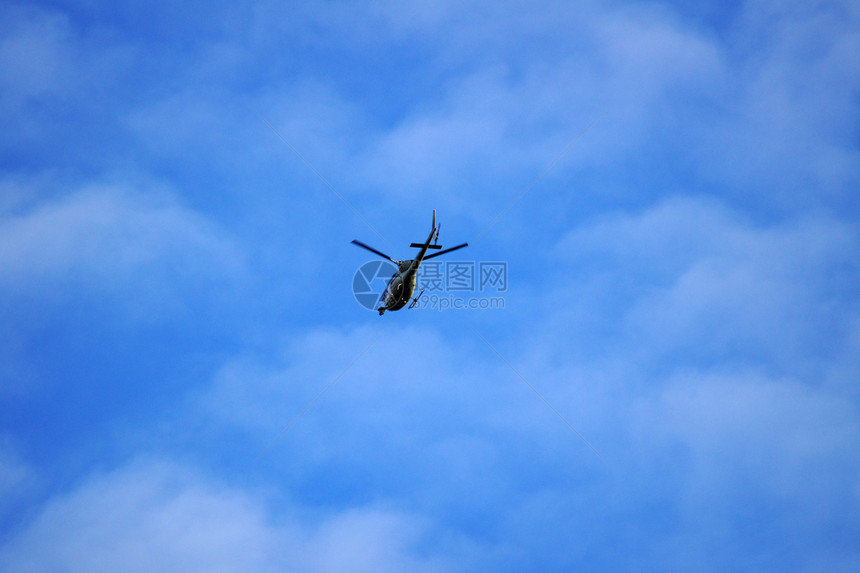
top-left (379, 260), bottom-right (419, 313)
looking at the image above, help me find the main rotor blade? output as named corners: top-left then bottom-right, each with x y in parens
top-left (351, 240), bottom-right (398, 263)
top-left (423, 243), bottom-right (469, 260)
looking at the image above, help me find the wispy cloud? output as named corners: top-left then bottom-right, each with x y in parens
top-left (0, 458), bottom-right (454, 572)
top-left (0, 181), bottom-right (246, 309)
top-left (2, 1), bottom-right (860, 571)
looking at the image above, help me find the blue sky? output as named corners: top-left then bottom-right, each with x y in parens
top-left (1, 0), bottom-right (859, 570)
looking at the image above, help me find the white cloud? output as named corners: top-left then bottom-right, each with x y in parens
top-left (0, 459), bottom-right (451, 573)
top-left (351, 2), bottom-right (725, 212)
top-left (307, 508), bottom-right (447, 573)
top-left (202, 325), bottom-right (384, 433)
top-left (197, 321), bottom-right (606, 522)
top-left (0, 180), bottom-right (246, 319)
top-left (692, 1), bottom-right (860, 205)
top-left (3, 2), bottom-right (860, 570)
top-left (552, 195), bottom-right (859, 375)
top-left (639, 370), bottom-right (860, 495)
top-left (6, 296), bottom-right (855, 571)
top-left (0, 2), bottom-right (138, 161)
top-left (0, 438), bottom-right (34, 506)
top-left (0, 4), bottom-right (76, 104)
top-left (620, 368), bottom-right (860, 572)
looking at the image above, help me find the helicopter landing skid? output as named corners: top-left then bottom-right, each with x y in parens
top-left (408, 289), bottom-right (425, 309)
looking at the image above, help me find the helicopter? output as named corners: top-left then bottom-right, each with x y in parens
top-left (352, 210), bottom-right (468, 315)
